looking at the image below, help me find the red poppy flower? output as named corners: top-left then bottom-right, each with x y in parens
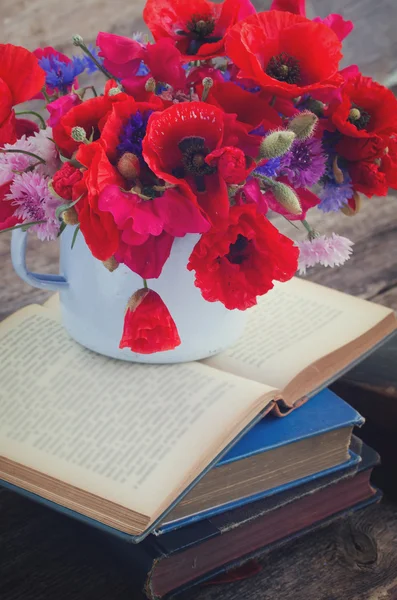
top-left (143, 0), bottom-right (256, 60)
top-left (225, 11), bottom-right (343, 98)
top-left (335, 135), bottom-right (385, 163)
top-left (348, 139), bottom-right (397, 198)
top-left (187, 203), bottom-right (299, 310)
top-left (72, 142), bottom-right (124, 261)
top-left (0, 44), bottom-right (45, 146)
top-left (47, 94), bottom-right (82, 128)
top-left (120, 288), bottom-right (181, 353)
top-left (330, 75), bottom-right (397, 140)
top-left (143, 102), bottom-right (259, 226)
top-left (198, 80), bottom-right (282, 129)
top-left (52, 80), bottom-right (126, 157)
top-left (98, 184), bottom-right (209, 279)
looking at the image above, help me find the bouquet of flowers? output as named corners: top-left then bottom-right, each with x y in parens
top-left (1, 0), bottom-right (396, 354)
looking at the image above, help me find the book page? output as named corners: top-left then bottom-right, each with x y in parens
top-left (43, 294), bottom-right (60, 320)
top-left (204, 278), bottom-right (394, 392)
top-left (0, 307), bottom-right (274, 519)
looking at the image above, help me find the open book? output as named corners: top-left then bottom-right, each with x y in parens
top-left (0, 278), bottom-right (395, 541)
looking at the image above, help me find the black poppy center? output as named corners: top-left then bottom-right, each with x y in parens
top-left (177, 14), bottom-right (222, 55)
top-left (226, 235), bottom-right (251, 265)
top-left (175, 136), bottom-right (216, 192)
top-left (266, 52), bottom-right (301, 84)
top-left (347, 103), bottom-right (371, 130)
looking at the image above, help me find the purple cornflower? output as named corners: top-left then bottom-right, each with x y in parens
top-left (297, 234), bottom-right (354, 275)
top-left (7, 172), bottom-right (62, 241)
top-left (117, 110), bottom-right (153, 160)
top-left (279, 137), bottom-right (326, 188)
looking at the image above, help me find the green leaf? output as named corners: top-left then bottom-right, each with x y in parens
top-left (57, 221), bottom-right (67, 237)
top-left (71, 225), bottom-right (80, 249)
top-left (0, 220), bottom-right (46, 234)
top-left (55, 195), bottom-right (82, 220)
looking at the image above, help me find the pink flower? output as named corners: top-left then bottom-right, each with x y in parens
top-left (98, 184), bottom-right (209, 278)
top-left (47, 94), bottom-right (82, 128)
top-left (297, 233), bottom-right (354, 274)
top-left (97, 33), bottom-right (185, 94)
top-left (6, 171), bottom-right (62, 240)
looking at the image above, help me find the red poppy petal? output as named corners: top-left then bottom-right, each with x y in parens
top-left (116, 232), bottom-right (174, 279)
top-left (197, 174), bottom-right (230, 225)
top-left (270, 0), bottom-right (306, 14)
top-left (152, 187), bottom-right (210, 236)
top-left (0, 110), bottom-right (17, 146)
top-left (0, 44), bottom-right (45, 105)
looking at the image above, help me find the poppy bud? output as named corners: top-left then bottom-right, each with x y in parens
top-left (120, 289), bottom-right (181, 354)
top-left (71, 126), bottom-right (88, 143)
top-left (288, 111), bottom-right (318, 140)
top-left (117, 152), bottom-right (140, 179)
top-left (259, 131), bottom-right (296, 159)
top-left (103, 256), bottom-right (119, 272)
top-left (201, 77), bottom-right (214, 101)
top-left (145, 78), bottom-right (156, 93)
top-left (62, 206), bottom-right (79, 225)
top-left (272, 182), bottom-right (302, 215)
top-left (72, 34), bottom-right (84, 46)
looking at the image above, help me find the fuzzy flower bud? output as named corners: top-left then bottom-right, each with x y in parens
top-left (103, 256), bottom-right (120, 272)
top-left (71, 126), bottom-right (88, 143)
top-left (145, 78), bottom-right (156, 93)
top-left (117, 152), bottom-right (141, 179)
top-left (259, 130), bottom-right (296, 160)
top-left (271, 181), bottom-right (302, 215)
top-left (288, 111), bottom-right (318, 140)
top-left (72, 34), bottom-right (84, 47)
top-left (62, 206), bottom-right (79, 226)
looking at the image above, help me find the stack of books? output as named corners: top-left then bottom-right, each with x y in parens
top-left (0, 278), bottom-right (395, 598)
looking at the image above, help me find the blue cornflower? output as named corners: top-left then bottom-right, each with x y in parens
top-left (73, 44), bottom-right (103, 74)
top-left (318, 172), bottom-right (353, 212)
top-left (117, 110), bottom-right (153, 160)
top-left (39, 54), bottom-right (85, 94)
top-left (255, 157), bottom-right (282, 178)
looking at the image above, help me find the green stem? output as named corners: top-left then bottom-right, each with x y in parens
top-left (0, 220), bottom-right (46, 234)
top-left (302, 219), bottom-right (313, 235)
top-left (252, 172), bottom-right (276, 188)
top-left (41, 87), bottom-right (52, 103)
top-left (0, 149), bottom-right (46, 164)
top-left (74, 40), bottom-right (115, 80)
top-left (143, 278), bottom-right (148, 289)
top-left (16, 110), bottom-right (46, 129)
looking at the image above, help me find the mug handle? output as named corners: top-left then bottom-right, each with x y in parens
top-left (11, 229), bottom-right (69, 292)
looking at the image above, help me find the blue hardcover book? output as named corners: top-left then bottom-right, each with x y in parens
top-left (0, 389), bottom-right (362, 545)
top-left (156, 388), bottom-right (363, 533)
